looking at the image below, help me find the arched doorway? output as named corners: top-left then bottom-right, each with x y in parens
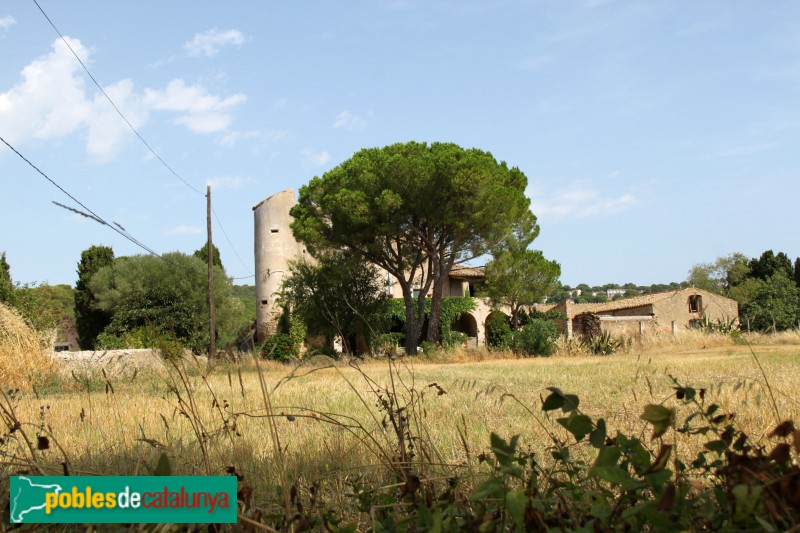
top-left (484, 311), bottom-right (512, 347)
top-left (451, 312), bottom-right (478, 347)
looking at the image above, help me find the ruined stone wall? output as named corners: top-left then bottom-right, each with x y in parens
top-left (599, 316), bottom-right (656, 337)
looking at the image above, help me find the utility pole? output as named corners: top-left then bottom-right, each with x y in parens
top-left (207, 185), bottom-right (216, 358)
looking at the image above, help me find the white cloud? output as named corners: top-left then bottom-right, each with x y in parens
top-left (167, 224), bottom-right (203, 235)
top-left (206, 176), bottom-right (255, 189)
top-left (529, 182), bottom-right (639, 219)
top-left (219, 129), bottom-right (290, 147)
top-left (711, 142), bottom-right (776, 159)
top-left (273, 98), bottom-right (288, 109)
top-left (0, 38), bottom-right (247, 161)
top-left (302, 149), bottom-right (331, 167)
top-left (144, 79), bottom-right (246, 134)
top-left (0, 37), bottom-right (109, 149)
top-left (0, 15), bottom-right (16, 30)
top-left (86, 79), bottom-right (147, 163)
top-left (183, 28), bottom-right (245, 57)
top-left (332, 110), bottom-right (369, 131)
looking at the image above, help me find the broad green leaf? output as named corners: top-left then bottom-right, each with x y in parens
top-left (594, 445), bottom-right (621, 467)
top-left (557, 412), bottom-right (593, 442)
top-left (590, 419), bottom-right (607, 448)
top-left (490, 432), bottom-right (514, 467)
top-left (542, 390), bottom-right (564, 412)
top-left (590, 502), bottom-right (612, 521)
top-left (154, 452), bottom-right (172, 476)
top-left (589, 466), bottom-right (632, 485)
top-left (505, 490), bottom-right (527, 529)
top-left (640, 404), bottom-right (675, 438)
top-left (562, 394), bottom-right (580, 412)
top-left (471, 477), bottom-right (505, 501)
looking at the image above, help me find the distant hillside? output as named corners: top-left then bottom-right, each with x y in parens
top-left (231, 284), bottom-right (257, 322)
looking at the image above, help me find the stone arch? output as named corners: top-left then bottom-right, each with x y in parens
top-left (451, 312), bottom-right (478, 339)
top-left (484, 310), bottom-right (511, 332)
top-left (484, 310), bottom-right (512, 346)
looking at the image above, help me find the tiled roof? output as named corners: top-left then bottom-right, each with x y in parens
top-left (449, 265), bottom-right (485, 280)
top-left (566, 290), bottom-right (679, 316)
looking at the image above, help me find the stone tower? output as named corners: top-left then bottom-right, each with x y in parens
top-left (252, 189), bottom-right (305, 342)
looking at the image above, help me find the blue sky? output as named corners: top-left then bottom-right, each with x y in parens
top-left (1, 1), bottom-right (798, 288)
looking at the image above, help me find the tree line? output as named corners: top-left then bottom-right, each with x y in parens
top-left (688, 250), bottom-right (800, 331)
top-left (1, 245), bottom-right (252, 352)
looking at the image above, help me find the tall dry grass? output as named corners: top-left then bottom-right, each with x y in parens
top-left (0, 337), bottom-right (798, 528)
top-left (0, 302), bottom-right (61, 390)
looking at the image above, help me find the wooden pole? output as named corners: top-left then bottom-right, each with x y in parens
top-left (207, 185), bottom-right (216, 358)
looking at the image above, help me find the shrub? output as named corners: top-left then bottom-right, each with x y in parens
top-left (374, 332), bottom-right (404, 356)
top-left (514, 318), bottom-right (558, 356)
top-left (261, 333), bottom-right (299, 361)
top-left (96, 325), bottom-right (186, 360)
top-left (441, 330), bottom-right (467, 348)
top-left (581, 331), bottom-right (626, 355)
top-left (486, 312), bottom-right (513, 349)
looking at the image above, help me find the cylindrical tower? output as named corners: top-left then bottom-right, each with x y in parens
top-left (253, 189), bottom-right (303, 342)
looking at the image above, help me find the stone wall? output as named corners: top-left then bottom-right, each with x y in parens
top-left (599, 316), bottom-right (655, 337)
top-left (253, 190), bottom-right (307, 342)
top-left (651, 288), bottom-right (739, 331)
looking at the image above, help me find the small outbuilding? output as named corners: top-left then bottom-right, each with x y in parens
top-left (550, 287), bottom-right (739, 338)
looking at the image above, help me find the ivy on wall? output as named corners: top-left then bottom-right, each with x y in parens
top-left (379, 296), bottom-right (475, 345)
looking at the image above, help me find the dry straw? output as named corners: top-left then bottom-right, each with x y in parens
top-left (0, 302), bottom-right (61, 389)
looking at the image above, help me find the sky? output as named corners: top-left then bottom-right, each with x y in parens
top-left (1, 1), bottom-right (798, 288)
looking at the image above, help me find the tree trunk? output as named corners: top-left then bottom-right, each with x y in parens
top-left (426, 273), bottom-right (446, 344)
top-left (400, 282), bottom-right (423, 355)
top-left (426, 256), bottom-right (455, 344)
top-left (511, 304), bottom-right (520, 331)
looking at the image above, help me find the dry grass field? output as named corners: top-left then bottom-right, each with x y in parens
top-left (1, 329), bottom-right (798, 525)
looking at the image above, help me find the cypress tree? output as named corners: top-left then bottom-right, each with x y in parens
top-left (795, 257), bottom-right (800, 288)
top-left (74, 245), bottom-right (114, 349)
top-left (0, 252), bottom-right (14, 306)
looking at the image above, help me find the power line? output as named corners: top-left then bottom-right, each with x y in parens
top-left (32, 0), bottom-right (206, 198)
top-left (32, 0), bottom-right (255, 279)
top-left (1, 135), bottom-right (160, 257)
top-left (3, 136), bottom-right (233, 287)
top-left (211, 206), bottom-right (253, 276)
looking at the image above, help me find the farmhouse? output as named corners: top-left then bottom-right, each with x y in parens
top-left (548, 287), bottom-right (739, 338)
top-left (253, 190), bottom-right (740, 348)
top-left (253, 189), bottom-right (502, 345)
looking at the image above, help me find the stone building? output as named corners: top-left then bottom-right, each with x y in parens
top-left (253, 189), bottom-right (308, 341)
top-left (253, 191), bottom-right (738, 347)
top-left (548, 287), bottom-right (739, 339)
top-left (252, 189), bottom-right (503, 345)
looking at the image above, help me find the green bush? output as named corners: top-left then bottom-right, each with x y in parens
top-left (261, 333), bottom-right (299, 361)
top-left (581, 331), bottom-right (626, 355)
top-left (346, 380), bottom-right (800, 531)
top-left (377, 332), bottom-right (404, 346)
top-left (441, 330), bottom-right (467, 348)
top-left (96, 325), bottom-right (186, 360)
top-left (514, 318), bottom-right (558, 356)
top-left (486, 312), bottom-right (513, 349)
